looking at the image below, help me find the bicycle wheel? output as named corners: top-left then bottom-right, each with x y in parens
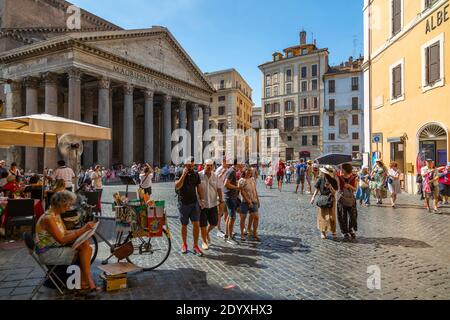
top-left (90, 235), bottom-right (99, 264)
top-left (124, 229), bottom-right (171, 271)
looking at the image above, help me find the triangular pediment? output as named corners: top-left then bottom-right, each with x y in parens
top-left (79, 29), bottom-right (212, 91)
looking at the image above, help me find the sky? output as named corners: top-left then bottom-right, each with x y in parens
top-left (70, 0), bottom-right (364, 106)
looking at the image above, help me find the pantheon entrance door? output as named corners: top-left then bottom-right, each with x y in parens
top-left (419, 123), bottom-right (448, 167)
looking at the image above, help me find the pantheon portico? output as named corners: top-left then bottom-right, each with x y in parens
top-left (0, 28), bottom-right (214, 170)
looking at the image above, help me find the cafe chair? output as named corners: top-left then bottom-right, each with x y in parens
top-left (5, 199), bottom-right (35, 237)
top-left (30, 188), bottom-right (44, 201)
top-left (23, 232), bottom-right (67, 297)
top-left (85, 191), bottom-right (101, 216)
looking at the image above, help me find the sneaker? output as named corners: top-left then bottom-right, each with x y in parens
top-left (201, 242), bottom-right (209, 251)
top-left (181, 244), bottom-right (188, 254)
top-left (320, 232), bottom-right (327, 240)
top-left (343, 234), bottom-right (350, 241)
top-left (350, 232), bottom-right (357, 239)
top-left (217, 230), bottom-right (225, 238)
top-left (226, 238), bottom-right (239, 245)
top-left (193, 245), bottom-right (204, 257)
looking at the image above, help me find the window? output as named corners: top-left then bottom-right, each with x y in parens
top-left (302, 135), bottom-right (308, 146)
top-left (287, 51), bottom-right (293, 58)
top-left (352, 145), bottom-right (360, 152)
top-left (328, 80), bottom-right (335, 93)
top-left (352, 132), bottom-right (359, 140)
top-left (272, 103), bottom-right (280, 113)
top-left (392, 0), bottom-right (402, 36)
top-left (302, 98), bottom-right (308, 109)
top-left (300, 116), bottom-right (309, 127)
top-left (313, 97), bottom-right (318, 109)
top-left (219, 106), bottom-right (225, 115)
top-left (351, 77), bottom-right (359, 91)
top-left (425, 41), bottom-right (441, 85)
top-left (312, 79), bottom-right (318, 91)
top-left (273, 73), bottom-right (278, 84)
top-left (273, 86), bottom-right (279, 96)
top-left (287, 136), bottom-right (292, 142)
top-left (302, 49), bottom-right (308, 55)
top-left (329, 99), bottom-right (335, 111)
top-left (339, 119), bottom-right (348, 136)
top-left (218, 96), bottom-right (226, 102)
top-left (286, 83), bottom-right (292, 95)
top-left (312, 64), bottom-right (318, 77)
top-left (301, 66), bottom-right (307, 79)
top-left (286, 69), bottom-right (292, 82)
top-left (266, 87), bottom-right (271, 98)
top-left (425, 0), bottom-right (439, 9)
top-left (285, 100), bottom-right (293, 112)
top-left (352, 115), bottom-right (359, 125)
top-left (301, 81), bottom-right (308, 92)
top-left (273, 119), bottom-right (278, 129)
top-left (352, 97), bottom-right (359, 110)
top-left (267, 137), bottom-right (271, 147)
top-left (265, 104), bottom-right (271, 114)
top-left (392, 64), bottom-right (403, 99)
top-left (329, 115), bottom-right (335, 126)
top-left (329, 133), bottom-right (335, 141)
top-left (284, 117), bottom-right (294, 132)
top-left (220, 80), bottom-right (225, 89)
top-left (312, 135), bottom-right (318, 146)
top-left (311, 115), bottom-right (320, 127)
top-left (218, 121), bottom-right (225, 132)
top-left (266, 74), bottom-right (271, 86)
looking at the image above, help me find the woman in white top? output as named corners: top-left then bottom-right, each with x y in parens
top-left (238, 165), bottom-right (261, 241)
top-left (388, 161), bottom-right (402, 208)
top-left (139, 164), bottom-right (154, 196)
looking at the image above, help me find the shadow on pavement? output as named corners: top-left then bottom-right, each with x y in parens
top-left (40, 268), bottom-right (274, 300)
top-left (352, 237), bottom-right (432, 248)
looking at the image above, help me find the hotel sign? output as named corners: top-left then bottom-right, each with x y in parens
top-left (425, 4), bottom-right (449, 34)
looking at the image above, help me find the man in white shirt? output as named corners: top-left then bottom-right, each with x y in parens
top-left (52, 160), bottom-right (75, 191)
top-left (199, 159), bottom-right (224, 250)
top-left (214, 157), bottom-right (229, 238)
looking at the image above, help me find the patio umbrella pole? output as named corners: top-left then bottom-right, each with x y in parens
top-left (41, 133), bottom-right (47, 204)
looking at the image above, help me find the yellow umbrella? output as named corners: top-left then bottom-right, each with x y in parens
top-left (0, 129), bottom-right (57, 148)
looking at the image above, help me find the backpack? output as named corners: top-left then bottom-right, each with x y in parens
top-left (339, 176), bottom-right (357, 208)
top-left (298, 165), bottom-right (306, 177)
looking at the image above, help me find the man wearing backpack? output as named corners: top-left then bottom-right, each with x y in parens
top-left (295, 159), bottom-right (307, 194)
top-left (336, 163), bottom-right (358, 240)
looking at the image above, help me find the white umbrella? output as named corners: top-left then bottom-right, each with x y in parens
top-left (0, 114), bottom-right (111, 200)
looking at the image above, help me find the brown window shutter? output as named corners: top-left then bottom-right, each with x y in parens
top-left (429, 42), bottom-right (440, 83)
top-left (392, 0), bottom-right (401, 35)
top-left (426, 47), bottom-right (430, 84)
top-left (393, 65), bottom-right (402, 98)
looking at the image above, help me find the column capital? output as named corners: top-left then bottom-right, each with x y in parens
top-left (163, 94), bottom-right (172, 103)
top-left (41, 72), bottom-right (59, 85)
top-left (98, 77), bottom-right (110, 90)
top-left (179, 99), bottom-right (187, 107)
top-left (23, 76), bottom-right (40, 89)
top-left (144, 89), bottom-right (154, 100)
top-left (124, 83), bottom-right (134, 96)
top-left (203, 105), bottom-right (210, 114)
top-left (7, 80), bottom-right (22, 92)
top-left (67, 67), bottom-right (82, 81)
top-left (192, 103), bottom-right (199, 110)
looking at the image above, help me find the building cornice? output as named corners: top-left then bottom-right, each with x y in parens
top-left (258, 49), bottom-right (329, 69)
top-left (0, 29), bottom-right (215, 94)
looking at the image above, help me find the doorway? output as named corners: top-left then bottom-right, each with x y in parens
top-left (418, 123), bottom-right (448, 167)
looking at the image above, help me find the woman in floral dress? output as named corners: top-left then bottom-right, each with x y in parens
top-left (370, 159), bottom-right (388, 205)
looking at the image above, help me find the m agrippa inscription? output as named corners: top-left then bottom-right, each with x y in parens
top-left (112, 65), bottom-right (197, 98)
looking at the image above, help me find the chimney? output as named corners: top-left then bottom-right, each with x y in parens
top-left (300, 30), bottom-right (307, 45)
top-left (349, 56), bottom-right (353, 64)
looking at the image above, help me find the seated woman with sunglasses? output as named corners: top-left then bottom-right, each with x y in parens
top-left (35, 191), bottom-right (100, 292)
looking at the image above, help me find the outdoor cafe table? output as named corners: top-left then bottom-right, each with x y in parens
top-left (0, 197), bottom-right (44, 229)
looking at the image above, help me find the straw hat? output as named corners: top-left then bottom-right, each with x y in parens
top-left (319, 165), bottom-right (335, 178)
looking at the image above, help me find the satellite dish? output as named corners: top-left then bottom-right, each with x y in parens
top-left (58, 134), bottom-right (83, 174)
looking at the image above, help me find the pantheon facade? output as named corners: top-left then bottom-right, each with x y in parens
top-left (0, 0), bottom-right (214, 170)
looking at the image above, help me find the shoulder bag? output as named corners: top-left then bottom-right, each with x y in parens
top-left (316, 178), bottom-right (334, 209)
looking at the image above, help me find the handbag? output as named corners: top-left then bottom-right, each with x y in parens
top-left (316, 178), bottom-right (334, 209)
top-left (339, 176), bottom-right (357, 208)
top-left (113, 241), bottom-right (134, 260)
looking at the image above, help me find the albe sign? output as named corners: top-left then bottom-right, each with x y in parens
top-left (425, 4), bottom-right (449, 34)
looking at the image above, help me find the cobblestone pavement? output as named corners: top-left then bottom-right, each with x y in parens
top-left (1, 181), bottom-right (450, 300)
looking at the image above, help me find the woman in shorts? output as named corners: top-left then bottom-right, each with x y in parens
top-left (239, 166), bottom-right (261, 241)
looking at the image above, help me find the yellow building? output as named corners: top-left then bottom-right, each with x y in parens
top-left (364, 0), bottom-right (450, 193)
